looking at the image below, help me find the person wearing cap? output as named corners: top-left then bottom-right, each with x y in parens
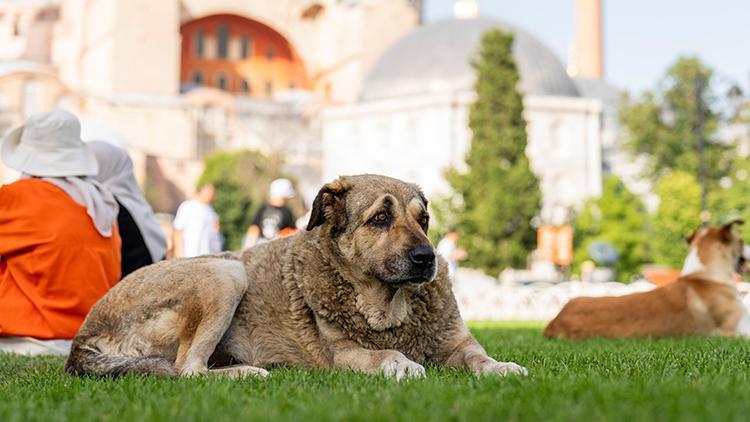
top-left (88, 140), bottom-right (167, 278)
top-left (0, 109), bottom-right (121, 355)
top-left (243, 178), bottom-right (297, 248)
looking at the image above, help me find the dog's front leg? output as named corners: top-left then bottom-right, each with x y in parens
top-left (443, 330), bottom-right (527, 377)
top-left (333, 344), bottom-right (425, 381)
top-left (317, 317), bottom-right (424, 380)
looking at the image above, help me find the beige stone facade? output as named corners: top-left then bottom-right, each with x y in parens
top-left (0, 0), bottom-right (420, 209)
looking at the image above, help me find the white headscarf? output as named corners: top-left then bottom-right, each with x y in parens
top-left (87, 141), bottom-right (167, 262)
top-left (5, 109), bottom-right (118, 237)
top-left (21, 174), bottom-right (119, 237)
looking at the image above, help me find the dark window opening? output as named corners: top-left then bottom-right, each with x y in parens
top-left (240, 36), bottom-right (251, 59)
top-left (241, 80), bottom-right (251, 94)
top-left (217, 74), bottom-right (229, 90)
top-left (194, 31), bottom-right (205, 58)
top-left (192, 71), bottom-right (204, 85)
top-left (265, 81), bottom-right (273, 96)
top-left (217, 24), bottom-right (229, 59)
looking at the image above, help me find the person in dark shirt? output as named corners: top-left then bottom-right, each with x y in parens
top-left (244, 178), bottom-right (297, 248)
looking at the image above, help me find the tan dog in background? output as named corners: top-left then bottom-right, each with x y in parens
top-left (66, 175), bottom-right (526, 379)
top-left (545, 220), bottom-right (750, 339)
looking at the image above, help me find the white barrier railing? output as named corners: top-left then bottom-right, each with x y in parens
top-left (452, 268), bottom-right (750, 321)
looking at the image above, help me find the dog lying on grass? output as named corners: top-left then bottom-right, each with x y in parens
top-left (545, 220), bottom-right (750, 339)
top-left (66, 174), bottom-right (526, 380)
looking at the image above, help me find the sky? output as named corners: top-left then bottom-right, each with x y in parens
top-left (423, 0), bottom-right (749, 96)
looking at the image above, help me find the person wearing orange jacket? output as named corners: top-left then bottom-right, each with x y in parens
top-left (0, 109), bottom-right (121, 356)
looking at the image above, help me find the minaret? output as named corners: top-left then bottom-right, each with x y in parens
top-left (574, 0), bottom-right (604, 79)
top-left (453, 0), bottom-right (479, 19)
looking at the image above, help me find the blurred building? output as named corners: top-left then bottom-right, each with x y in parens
top-left (323, 1), bottom-right (611, 223)
top-left (0, 0), bottom-right (420, 210)
top-left (0, 0), bottom-right (619, 223)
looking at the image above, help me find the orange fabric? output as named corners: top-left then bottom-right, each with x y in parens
top-left (0, 179), bottom-right (121, 339)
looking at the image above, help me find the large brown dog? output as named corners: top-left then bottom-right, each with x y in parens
top-left (545, 220), bottom-right (750, 339)
top-left (66, 175), bottom-right (526, 379)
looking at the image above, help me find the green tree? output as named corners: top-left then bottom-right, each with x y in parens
top-left (446, 29), bottom-right (541, 275)
top-left (198, 150), bottom-right (287, 251)
top-left (709, 158), bottom-right (750, 240)
top-left (620, 57), bottom-right (732, 185)
top-left (573, 176), bottom-right (650, 281)
top-left (651, 171), bottom-right (702, 268)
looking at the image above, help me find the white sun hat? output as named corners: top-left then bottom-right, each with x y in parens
top-left (1, 109), bottom-right (99, 177)
top-left (269, 178), bottom-right (295, 199)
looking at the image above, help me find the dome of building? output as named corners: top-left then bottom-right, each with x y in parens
top-left (360, 18), bottom-right (580, 101)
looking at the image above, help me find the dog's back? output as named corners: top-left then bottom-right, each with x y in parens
top-left (544, 279), bottom-right (723, 339)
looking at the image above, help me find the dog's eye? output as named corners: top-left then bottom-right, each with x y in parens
top-left (371, 212), bottom-right (389, 224)
top-left (419, 216), bottom-right (429, 227)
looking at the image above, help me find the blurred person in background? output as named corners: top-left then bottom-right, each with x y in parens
top-left (88, 141), bottom-right (167, 277)
top-left (437, 228), bottom-right (467, 278)
top-left (243, 178), bottom-right (297, 248)
top-left (0, 110), bottom-right (121, 355)
top-left (172, 182), bottom-right (222, 257)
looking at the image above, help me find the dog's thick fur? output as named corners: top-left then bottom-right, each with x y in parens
top-left (545, 220), bottom-right (750, 339)
top-left (66, 175), bottom-right (525, 379)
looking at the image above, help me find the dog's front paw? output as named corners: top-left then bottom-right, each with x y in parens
top-left (209, 365), bottom-right (270, 379)
top-left (379, 353), bottom-right (425, 381)
top-left (474, 359), bottom-right (528, 377)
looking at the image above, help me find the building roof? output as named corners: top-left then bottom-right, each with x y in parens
top-left (574, 78), bottom-right (621, 106)
top-left (360, 18), bottom-right (580, 101)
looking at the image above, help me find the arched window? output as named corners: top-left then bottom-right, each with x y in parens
top-left (216, 73), bottom-right (229, 90)
top-left (241, 79), bottom-right (251, 94)
top-left (191, 70), bottom-right (204, 86)
top-left (217, 24), bottom-right (229, 59)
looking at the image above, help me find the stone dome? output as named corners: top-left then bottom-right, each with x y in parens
top-left (360, 18), bottom-right (580, 101)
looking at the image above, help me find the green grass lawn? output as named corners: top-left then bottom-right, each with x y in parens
top-left (3, 321), bottom-right (750, 421)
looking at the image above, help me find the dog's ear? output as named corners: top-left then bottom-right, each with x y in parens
top-left (306, 178), bottom-right (352, 231)
top-left (720, 219), bottom-right (745, 242)
top-left (415, 186), bottom-right (428, 209)
top-left (685, 228), bottom-right (699, 244)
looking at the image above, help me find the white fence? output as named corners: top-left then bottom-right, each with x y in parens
top-left (452, 268), bottom-right (750, 321)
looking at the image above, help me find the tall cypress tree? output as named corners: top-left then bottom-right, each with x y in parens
top-left (447, 29), bottom-right (541, 275)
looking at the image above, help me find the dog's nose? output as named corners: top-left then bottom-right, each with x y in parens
top-left (409, 246), bottom-right (435, 268)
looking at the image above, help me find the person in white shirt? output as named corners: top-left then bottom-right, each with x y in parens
top-left (172, 183), bottom-right (222, 258)
top-left (436, 228), bottom-right (467, 278)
